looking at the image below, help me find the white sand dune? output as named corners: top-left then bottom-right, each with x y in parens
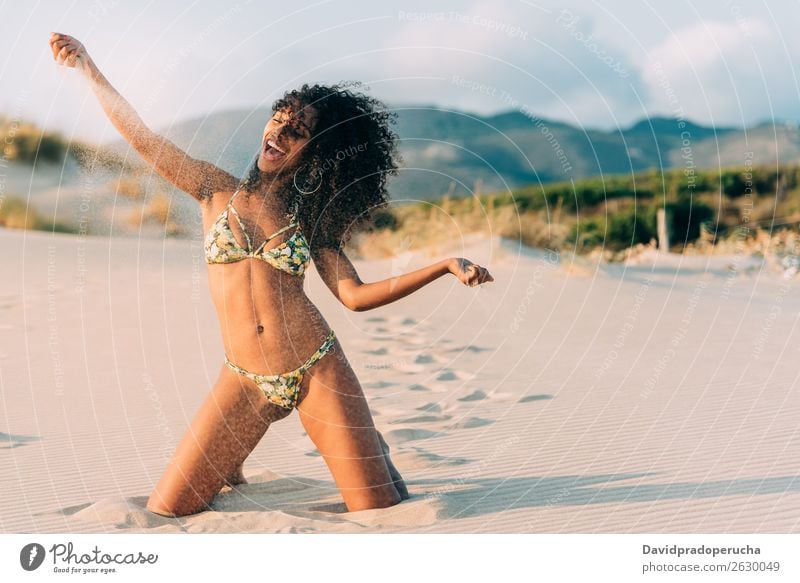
top-left (1, 227), bottom-right (799, 533)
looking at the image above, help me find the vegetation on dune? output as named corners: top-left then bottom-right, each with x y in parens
top-left (352, 164), bottom-right (800, 260)
top-left (0, 195), bottom-right (76, 233)
top-left (125, 193), bottom-right (184, 236)
top-left (0, 117), bottom-right (69, 164)
top-left (1, 115), bottom-right (148, 175)
top-left (4, 115), bottom-right (800, 259)
top-left (1, 117), bottom-right (182, 236)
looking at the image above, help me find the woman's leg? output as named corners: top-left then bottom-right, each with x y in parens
top-left (296, 339), bottom-right (403, 512)
top-left (146, 363), bottom-right (291, 517)
top-left (376, 430), bottom-right (410, 500)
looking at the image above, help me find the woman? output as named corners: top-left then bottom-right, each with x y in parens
top-left (49, 32), bottom-right (494, 516)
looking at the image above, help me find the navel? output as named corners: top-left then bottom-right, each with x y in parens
top-left (256, 324), bottom-right (264, 334)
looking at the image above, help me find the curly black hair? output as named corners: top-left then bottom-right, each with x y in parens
top-left (242, 81), bottom-right (401, 251)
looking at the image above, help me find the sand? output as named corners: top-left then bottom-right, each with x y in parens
top-left (1, 226), bottom-right (799, 533)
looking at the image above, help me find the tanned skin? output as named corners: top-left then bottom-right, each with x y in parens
top-left (50, 32), bottom-right (493, 515)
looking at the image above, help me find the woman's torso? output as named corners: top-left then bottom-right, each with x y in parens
top-left (201, 189), bottom-right (332, 374)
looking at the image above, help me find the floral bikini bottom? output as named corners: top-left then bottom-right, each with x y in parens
top-left (224, 329), bottom-right (337, 409)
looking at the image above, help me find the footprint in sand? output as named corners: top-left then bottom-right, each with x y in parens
top-left (448, 344), bottom-right (492, 353)
top-left (518, 394), bottom-right (554, 403)
top-left (392, 447), bottom-right (471, 469)
top-left (415, 401), bottom-right (459, 415)
top-left (394, 362), bottom-right (427, 374)
top-left (0, 432), bottom-right (40, 448)
top-left (402, 336), bottom-right (429, 347)
top-left (457, 388), bottom-right (515, 402)
top-left (386, 316), bottom-right (418, 327)
top-left (458, 389), bottom-right (487, 402)
top-left (365, 316), bottom-right (386, 323)
top-left (486, 389), bottom-right (515, 401)
top-left (364, 347), bottom-right (389, 356)
top-left (446, 417), bottom-right (495, 430)
top-left (363, 380), bottom-right (397, 389)
top-left (414, 353), bottom-right (449, 365)
top-left (389, 413), bottom-right (452, 424)
top-left (382, 427), bottom-right (442, 445)
top-left (437, 369), bottom-right (476, 382)
top-left (409, 383), bottom-right (430, 392)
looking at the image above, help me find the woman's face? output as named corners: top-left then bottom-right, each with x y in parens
top-left (258, 101), bottom-right (319, 172)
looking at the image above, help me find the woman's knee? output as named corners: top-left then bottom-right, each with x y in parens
top-left (146, 491), bottom-right (207, 518)
top-left (145, 473), bottom-right (212, 518)
top-left (145, 499), bottom-right (178, 518)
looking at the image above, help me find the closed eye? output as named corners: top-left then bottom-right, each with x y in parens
top-left (272, 113), bottom-right (312, 137)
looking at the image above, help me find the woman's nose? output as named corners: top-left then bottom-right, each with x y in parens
top-left (266, 125), bottom-right (285, 142)
top-left (273, 124), bottom-right (291, 140)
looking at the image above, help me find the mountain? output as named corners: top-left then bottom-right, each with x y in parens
top-left (107, 106), bottom-right (800, 200)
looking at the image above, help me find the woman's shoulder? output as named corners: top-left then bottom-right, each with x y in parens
top-left (209, 187), bottom-right (238, 199)
top-left (201, 188), bottom-right (239, 215)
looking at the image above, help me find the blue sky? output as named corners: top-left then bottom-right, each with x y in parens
top-left (2, 0), bottom-right (799, 143)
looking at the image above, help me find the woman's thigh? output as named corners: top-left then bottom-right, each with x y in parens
top-left (146, 364), bottom-right (291, 517)
top-left (296, 340), bottom-right (401, 512)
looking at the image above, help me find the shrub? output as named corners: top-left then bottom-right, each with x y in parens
top-left (666, 198), bottom-right (715, 244)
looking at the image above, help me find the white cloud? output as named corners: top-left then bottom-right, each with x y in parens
top-left (640, 18), bottom-right (800, 126)
top-left (6, 0), bottom-right (800, 142)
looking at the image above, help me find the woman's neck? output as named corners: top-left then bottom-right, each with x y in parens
top-left (243, 177), bottom-right (295, 216)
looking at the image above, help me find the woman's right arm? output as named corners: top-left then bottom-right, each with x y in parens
top-left (49, 32), bottom-right (238, 203)
top-left (312, 247), bottom-right (494, 312)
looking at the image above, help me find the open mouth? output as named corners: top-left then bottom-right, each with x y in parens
top-left (262, 138), bottom-right (288, 161)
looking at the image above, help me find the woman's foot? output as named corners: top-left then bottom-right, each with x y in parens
top-left (377, 431), bottom-right (409, 500)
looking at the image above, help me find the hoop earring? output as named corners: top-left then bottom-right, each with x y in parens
top-left (292, 163), bottom-right (322, 196)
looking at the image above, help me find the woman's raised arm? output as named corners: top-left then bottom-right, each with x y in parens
top-left (49, 32), bottom-right (238, 203)
top-left (312, 246), bottom-right (494, 312)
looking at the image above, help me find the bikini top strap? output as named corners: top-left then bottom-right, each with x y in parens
top-left (225, 188), bottom-right (252, 250)
top-left (264, 222), bottom-right (296, 242)
top-left (226, 187), bottom-right (242, 207)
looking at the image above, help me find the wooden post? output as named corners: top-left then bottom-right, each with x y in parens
top-left (657, 207), bottom-right (669, 251)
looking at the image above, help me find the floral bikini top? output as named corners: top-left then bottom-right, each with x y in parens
top-left (204, 188), bottom-right (311, 276)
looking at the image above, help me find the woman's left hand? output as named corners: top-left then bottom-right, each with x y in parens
top-left (49, 32), bottom-right (94, 73)
top-left (449, 257), bottom-right (494, 287)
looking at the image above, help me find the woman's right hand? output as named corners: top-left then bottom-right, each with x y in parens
top-left (449, 257), bottom-right (494, 287)
top-left (49, 32), bottom-right (94, 73)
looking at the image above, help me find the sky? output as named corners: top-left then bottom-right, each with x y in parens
top-left (2, 0), bottom-right (799, 144)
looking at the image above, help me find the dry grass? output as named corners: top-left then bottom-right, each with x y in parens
top-left (684, 225), bottom-right (800, 258)
top-left (114, 177), bottom-right (145, 200)
top-left (350, 195), bottom-right (569, 259)
top-left (0, 195), bottom-right (75, 233)
top-left (126, 193), bottom-right (183, 235)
